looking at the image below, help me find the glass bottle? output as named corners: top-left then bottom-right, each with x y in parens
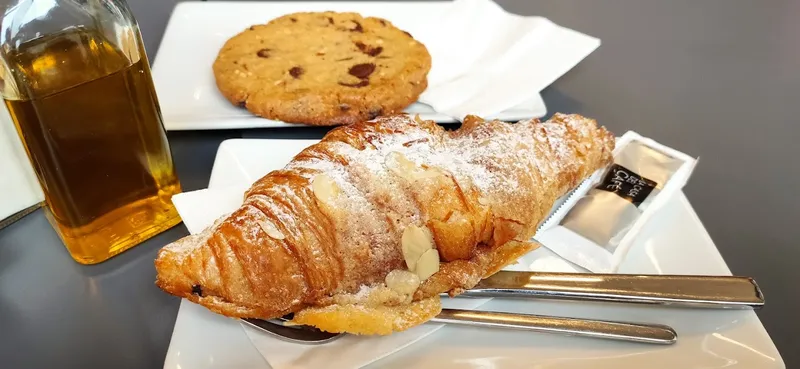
top-left (0, 0), bottom-right (182, 264)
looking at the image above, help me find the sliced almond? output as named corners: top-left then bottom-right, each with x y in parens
top-left (385, 151), bottom-right (415, 181)
top-left (385, 151), bottom-right (440, 181)
top-left (429, 211), bottom-right (476, 261)
top-left (385, 269), bottom-right (421, 295)
top-left (414, 166), bottom-right (442, 180)
top-left (259, 219), bottom-right (285, 240)
top-left (401, 224), bottom-right (434, 271)
top-left (415, 249), bottom-right (440, 280)
top-left (312, 174), bottom-right (340, 204)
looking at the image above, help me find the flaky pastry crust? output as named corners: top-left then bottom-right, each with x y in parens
top-left (155, 113), bottom-right (614, 334)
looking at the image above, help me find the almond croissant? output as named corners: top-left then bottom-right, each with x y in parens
top-left (155, 113), bottom-right (614, 334)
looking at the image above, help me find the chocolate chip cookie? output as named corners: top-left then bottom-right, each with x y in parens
top-left (213, 12), bottom-right (431, 126)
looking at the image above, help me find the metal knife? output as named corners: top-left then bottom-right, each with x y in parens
top-left (458, 271), bottom-right (764, 309)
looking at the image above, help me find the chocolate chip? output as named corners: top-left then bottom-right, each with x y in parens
top-left (256, 48), bottom-right (271, 58)
top-left (339, 80), bottom-right (370, 88)
top-left (237, 101), bottom-right (246, 108)
top-left (379, 19), bottom-right (387, 26)
top-left (402, 30), bottom-right (412, 37)
top-left (290, 17), bottom-right (297, 23)
top-left (289, 66), bottom-right (304, 79)
top-left (249, 26), bottom-right (256, 31)
top-left (355, 42), bottom-right (383, 57)
top-left (348, 63), bottom-right (376, 79)
top-left (191, 284), bottom-right (203, 296)
top-left (350, 20), bottom-right (363, 32)
top-left (328, 17), bottom-right (335, 25)
top-left (233, 60), bottom-right (239, 65)
top-left (368, 107), bottom-right (383, 119)
top-left (339, 104), bottom-right (351, 111)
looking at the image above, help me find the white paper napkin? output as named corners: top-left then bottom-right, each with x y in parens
top-left (408, 0), bottom-right (600, 120)
top-left (172, 184), bottom-right (582, 369)
top-left (0, 106), bottom-right (43, 224)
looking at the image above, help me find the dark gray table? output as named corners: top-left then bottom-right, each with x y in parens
top-left (1, 0), bottom-right (797, 368)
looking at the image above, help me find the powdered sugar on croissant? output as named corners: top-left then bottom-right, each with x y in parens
top-left (155, 113), bottom-right (614, 333)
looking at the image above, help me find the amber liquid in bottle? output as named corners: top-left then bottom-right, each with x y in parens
top-left (4, 28), bottom-right (182, 264)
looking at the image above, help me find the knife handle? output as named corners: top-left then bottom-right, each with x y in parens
top-left (461, 271), bottom-right (764, 309)
top-left (431, 308), bottom-right (677, 345)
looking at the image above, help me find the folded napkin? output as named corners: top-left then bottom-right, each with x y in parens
top-left (0, 107), bottom-right (43, 226)
top-left (406, 0), bottom-right (600, 120)
top-left (172, 185), bottom-right (583, 369)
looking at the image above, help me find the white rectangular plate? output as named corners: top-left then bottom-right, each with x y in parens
top-left (163, 138), bottom-right (784, 369)
top-left (152, 1), bottom-right (546, 130)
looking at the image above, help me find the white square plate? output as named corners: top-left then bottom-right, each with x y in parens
top-left (162, 138), bottom-right (784, 369)
top-left (151, 1), bottom-right (546, 130)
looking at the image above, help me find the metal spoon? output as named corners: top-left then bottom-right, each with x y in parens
top-left (242, 308), bottom-right (677, 345)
